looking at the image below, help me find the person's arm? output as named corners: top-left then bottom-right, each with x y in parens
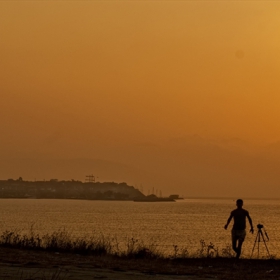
top-left (224, 213), bottom-right (233, 230)
top-left (247, 212), bottom-right (254, 233)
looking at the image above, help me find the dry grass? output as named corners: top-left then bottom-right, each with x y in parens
top-left (0, 229), bottom-right (272, 260)
top-left (0, 229), bottom-right (236, 260)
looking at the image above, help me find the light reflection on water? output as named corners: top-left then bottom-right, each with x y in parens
top-left (1, 198), bottom-right (279, 258)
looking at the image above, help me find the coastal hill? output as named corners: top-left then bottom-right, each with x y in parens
top-left (0, 178), bottom-right (145, 200)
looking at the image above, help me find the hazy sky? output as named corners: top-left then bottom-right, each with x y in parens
top-left (1, 1), bottom-right (280, 198)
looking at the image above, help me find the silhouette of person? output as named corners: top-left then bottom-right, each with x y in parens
top-left (224, 199), bottom-right (254, 259)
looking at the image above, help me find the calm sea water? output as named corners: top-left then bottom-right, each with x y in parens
top-left (1, 198), bottom-right (279, 258)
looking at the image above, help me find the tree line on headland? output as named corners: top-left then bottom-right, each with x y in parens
top-left (0, 178), bottom-right (145, 200)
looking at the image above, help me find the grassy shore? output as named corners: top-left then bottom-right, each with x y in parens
top-left (0, 228), bottom-right (235, 258)
top-left (0, 229), bottom-right (279, 279)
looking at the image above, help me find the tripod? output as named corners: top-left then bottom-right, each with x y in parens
top-left (250, 225), bottom-right (270, 258)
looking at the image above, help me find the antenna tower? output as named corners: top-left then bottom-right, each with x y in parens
top-left (85, 174), bottom-right (95, 183)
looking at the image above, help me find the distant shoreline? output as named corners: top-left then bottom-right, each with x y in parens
top-left (185, 197), bottom-right (280, 200)
top-left (1, 197), bottom-right (280, 201)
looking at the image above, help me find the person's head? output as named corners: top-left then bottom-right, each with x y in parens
top-left (236, 199), bottom-right (243, 208)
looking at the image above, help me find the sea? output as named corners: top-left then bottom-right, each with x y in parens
top-left (1, 198), bottom-right (279, 259)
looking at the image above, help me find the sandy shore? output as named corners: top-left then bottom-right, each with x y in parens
top-left (0, 248), bottom-right (279, 279)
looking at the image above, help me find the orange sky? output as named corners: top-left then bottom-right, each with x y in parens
top-left (1, 1), bottom-right (280, 198)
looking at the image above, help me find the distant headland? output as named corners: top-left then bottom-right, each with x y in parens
top-left (0, 178), bottom-right (145, 200)
top-left (0, 178), bottom-right (179, 201)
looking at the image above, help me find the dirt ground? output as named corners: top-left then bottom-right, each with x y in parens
top-left (0, 248), bottom-right (279, 280)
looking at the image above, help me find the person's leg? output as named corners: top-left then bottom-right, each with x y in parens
top-left (232, 236), bottom-right (238, 254)
top-left (236, 239), bottom-right (243, 259)
top-left (236, 231), bottom-right (246, 259)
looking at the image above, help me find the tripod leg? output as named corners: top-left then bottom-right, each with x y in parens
top-left (260, 230), bottom-right (270, 258)
top-left (251, 231), bottom-right (259, 258)
top-left (257, 231), bottom-right (260, 258)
